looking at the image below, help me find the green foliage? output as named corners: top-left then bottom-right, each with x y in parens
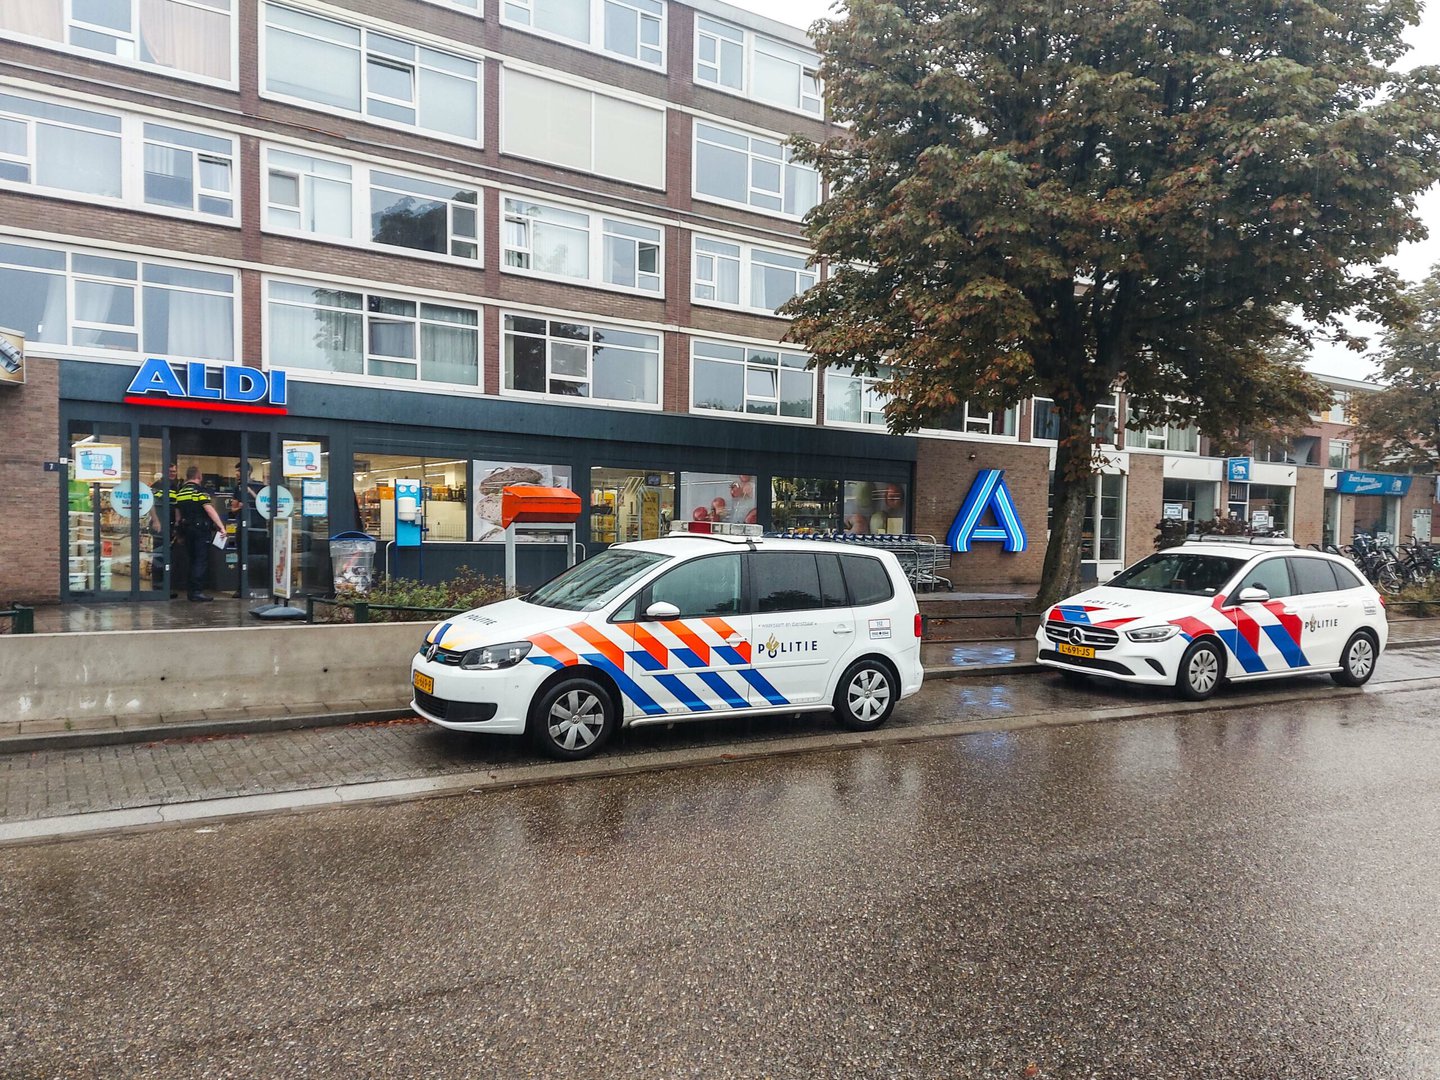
top-left (1155, 516), bottom-right (1261, 551)
top-left (1350, 267), bottom-right (1440, 470)
top-left (322, 567), bottom-right (507, 623)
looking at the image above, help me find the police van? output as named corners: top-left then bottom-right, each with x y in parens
top-left (411, 521), bottom-right (925, 759)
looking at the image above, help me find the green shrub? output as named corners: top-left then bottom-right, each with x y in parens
top-left (321, 567), bottom-right (508, 622)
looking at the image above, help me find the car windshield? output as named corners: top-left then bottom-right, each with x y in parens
top-left (525, 549), bottom-right (671, 611)
top-left (1107, 552), bottom-right (1246, 596)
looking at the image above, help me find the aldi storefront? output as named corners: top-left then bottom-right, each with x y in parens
top-left (55, 359), bottom-right (920, 603)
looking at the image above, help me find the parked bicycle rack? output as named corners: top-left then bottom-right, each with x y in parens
top-left (767, 531), bottom-right (953, 591)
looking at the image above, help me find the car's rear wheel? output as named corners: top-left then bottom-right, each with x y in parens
top-left (833, 658), bottom-right (897, 731)
top-left (1176, 639), bottom-right (1223, 701)
top-left (530, 676), bottom-right (615, 760)
top-left (1332, 631), bottom-right (1378, 687)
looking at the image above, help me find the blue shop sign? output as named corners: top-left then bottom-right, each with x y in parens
top-left (1226, 457), bottom-right (1252, 482)
top-left (1336, 471), bottom-right (1413, 496)
top-left (946, 470), bottom-right (1028, 553)
top-left (124, 359), bottom-right (289, 415)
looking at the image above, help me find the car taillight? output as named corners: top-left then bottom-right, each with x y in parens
top-left (915, 613), bottom-right (924, 638)
top-left (1378, 595), bottom-right (1386, 608)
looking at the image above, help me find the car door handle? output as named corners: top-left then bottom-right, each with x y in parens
top-left (726, 634), bottom-right (744, 644)
top-left (834, 625), bottom-right (854, 635)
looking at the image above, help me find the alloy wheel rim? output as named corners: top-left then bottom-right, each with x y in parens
top-left (847, 669), bottom-right (891, 722)
top-left (1350, 639), bottom-right (1374, 679)
top-left (1189, 650), bottom-right (1218, 694)
top-left (548, 689), bottom-right (605, 750)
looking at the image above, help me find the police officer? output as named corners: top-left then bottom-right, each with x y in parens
top-left (147, 463), bottom-right (179, 598)
top-left (174, 465), bottom-right (226, 602)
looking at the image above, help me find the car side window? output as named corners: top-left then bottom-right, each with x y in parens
top-left (1236, 558), bottom-right (1292, 599)
top-left (1289, 557), bottom-right (1339, 595)
top-left (647, 554), bottom-right (743, 618)
top-left (840, 554), bottom-right (893, 605)
top-left (752, 552), bottom-right (824, 614)
top-left (1330, 560), bottom-right (1366, 591)
top-left (816, 553), bottom-right (848, 608)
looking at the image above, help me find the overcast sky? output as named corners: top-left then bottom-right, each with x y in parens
top-left (728, 0), bottom-right (1440, 381)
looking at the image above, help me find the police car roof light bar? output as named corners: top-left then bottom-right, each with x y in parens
top-left (670, 520), bottom-right (764, 539)
top-left (1183, 534), bottom-right (1296, 547)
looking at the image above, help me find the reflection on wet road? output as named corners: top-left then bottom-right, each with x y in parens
top-left (4, 691), bottom-right (1439, 1077)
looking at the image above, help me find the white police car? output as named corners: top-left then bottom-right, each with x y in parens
top-left (411, 521), bottom-right (926, 759)
top-left (1035, 536), bottom-right (1387, 699)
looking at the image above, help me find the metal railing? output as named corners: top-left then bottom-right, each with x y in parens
top-left (0, 604), bottom-right (34, 633)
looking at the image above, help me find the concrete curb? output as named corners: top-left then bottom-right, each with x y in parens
top-left (4, 635), bottom-right (1436, 757)
top-left (9, 674), bottom-right (1440, 847)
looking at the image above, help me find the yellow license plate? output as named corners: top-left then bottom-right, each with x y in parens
top-left (1057, 643), bottom-right (1095, 659)
top-left (413, 671), bottom-right (434, 695)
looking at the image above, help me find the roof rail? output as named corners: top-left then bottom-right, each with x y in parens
top-left (1183, 534), bottom-right (1296, 548)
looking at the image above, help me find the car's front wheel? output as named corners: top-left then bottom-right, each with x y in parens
top-left (530, 676), bottom-right (616, 760)
top-left (1176, 639), bottom-right (1223, 701)
top-left (833, 658), bottom-right (898, 731)
top-left (1332, 631), bottom-right (1378, 687)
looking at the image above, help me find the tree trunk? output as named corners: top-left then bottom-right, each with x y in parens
top-left (1036, 422), bottom-right (1096, 610)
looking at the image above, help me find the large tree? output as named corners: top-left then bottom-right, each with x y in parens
top-left (1350, 267), bottom-right (1440, 470)
top-left (784, 0), bottom-right (1440, 605)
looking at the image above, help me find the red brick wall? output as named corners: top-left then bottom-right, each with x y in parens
top-left (0, 358), bottom-right (60, 604)
top-left (1124, 453), bottom-right (1164, 563)
top-left (912, 438), bottom-right (1050, 586)
top-left (1292, 468), bottom-right (1326, 547)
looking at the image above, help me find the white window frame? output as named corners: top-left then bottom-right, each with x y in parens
top-left (693, 15), bottom-right (823, 117)
top-left (1125, 407), bottom-right (1200, 454)
top-left (263, 276), bottom-right (482, 390)
top-left (1030, 395), bottom-right (1120, 447)
top-left (261, 3), bottom-right (483, 146)
top-left (500, 194), bottom-right (663, 296)
top-left (501, 0), bottom-right (666, 71)
top-left (0, 237), bottom-right (239, 364)
top-left (262, 144), bottom-right (482, 266)
top-left (499, 67), bottom-right (666, 189)
top-left (689, 337), bottom-right (816, 424)
top-left (690, 233), bottom-right (815, 317)
top-left (823, 368), bottom-right (891, 430)
top-left (501, 311), bottom-right (663, 409)
top-left (0, 0), bottom-right (238, 88)
top-left (0, 88), bottom-right (239, 226)
top-left (692, 119), bottom-right (820, 220)
top-left (1328, 439), bottom-right (1351, 470)
top-left (419, 0), bottom-right (482, 14)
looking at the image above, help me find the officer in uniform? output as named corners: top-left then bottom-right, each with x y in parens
top-left (147, 462), bottom-right (179, 598)
top-left (174, 465), bottom-right (227, 602)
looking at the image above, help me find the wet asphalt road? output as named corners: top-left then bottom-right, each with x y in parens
top-left (4, 684), bottom-right (1440, 1078)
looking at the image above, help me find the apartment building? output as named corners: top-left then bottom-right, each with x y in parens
top-left (0, 0), bottom-right (1431, 604)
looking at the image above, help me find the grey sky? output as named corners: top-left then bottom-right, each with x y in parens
top-left (728, 0), bottom-right (1440, 381)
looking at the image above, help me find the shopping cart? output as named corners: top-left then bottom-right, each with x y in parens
top-left (767, 531), bottom-right (953, 591)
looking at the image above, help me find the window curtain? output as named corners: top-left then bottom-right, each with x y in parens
top-left (0, 0), bottom-right (62, 40)
top-left (139, 0), bottom-right (231, 79)
top-left (143, 286), bottom-right (234, 362)
top-left (269, 300), bottom-right (362, 375)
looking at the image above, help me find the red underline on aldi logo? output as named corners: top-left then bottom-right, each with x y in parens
top-left (123, 396), bottom-right (289, 416)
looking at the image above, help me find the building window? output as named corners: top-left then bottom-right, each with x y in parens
top-left (1126, 409), bottom-right (1199, 453)
top-left (0, 0), bottom-right (234, 82)
top-left (501, 68), bottom-right (665, 188)
top-left (264, 4), bottom-right (481, 142)
top-left (824, 369), bottom-right (889, 427)
top-left (930, 402), bottom-right (1018, 437)
top-left (0, 239), bottom-right (235, 361)
top-left (691, 235), bottom-right (815, 314)
top-left (502, 0), bottom-right (664, 68)
top-left (267, 280), bottom-right (479, 386)
top-left (1031, 396), bottom-right (1118, 445)
top-left (502, 196), bottom-right (661, 293)
top-left (590, 466), bottom-right (674, 544)
top-left (420, 0), bottom-right (480, 12)
top-left (1162, 478), bottom-right (1218, 524)
top-left (844, 480), bottom-right (908, 534)
top-left (264, 147), bottom-right (481, 263)
top-left (691, 339), bottom-right (814, 420)
top-left (771, 476), bottom-right (841, 531)
top-left (0, 91), bottom-right (236, 221)
top-left (503, 314), bottom-right (660, 405)
top-left (354, 454), bottom-right (471, 542)
top-left (693, 121), bottom-right (819, 218)
top-left (1328, 439), bottom-right (1351, 470)
top-left (694, 16), bottom-right (822, 115)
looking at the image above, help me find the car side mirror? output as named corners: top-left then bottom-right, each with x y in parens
top-left (644, 601), bottom-right (681, 620)
top-left (1237, 586), bottom-right (1270, 604)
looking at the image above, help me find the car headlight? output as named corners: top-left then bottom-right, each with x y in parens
top-left (459, 641), bottom-right (533, 671)
top-left (1126, 625), bottom-right (1180, 643)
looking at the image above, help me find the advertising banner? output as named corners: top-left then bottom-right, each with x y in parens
top-left (682, 473), bottom-right (756, 526)
top-left (74, 443), bottom-right (125, 482)
top-left (1226, 458), bottom-right (1253, 482)
top-left (282, 441), bottom-right (323, 477)
top-left (473, 461), bottom-right (572, 541)
top-left (1336, 471), bottom-right (1413, 496)
top-left (272, 517), bottom-right (293, 598)
top-left (254, 485), bottom-right (295, 519)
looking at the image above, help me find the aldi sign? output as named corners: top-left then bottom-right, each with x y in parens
top-left (124, 359), bottom-right (288, 415)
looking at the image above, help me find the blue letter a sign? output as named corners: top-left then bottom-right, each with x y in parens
top-left (946, 470), bottom-right (1027, 553)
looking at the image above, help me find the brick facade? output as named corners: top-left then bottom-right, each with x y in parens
top-left (0, 358), bottom-right (60, 604)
